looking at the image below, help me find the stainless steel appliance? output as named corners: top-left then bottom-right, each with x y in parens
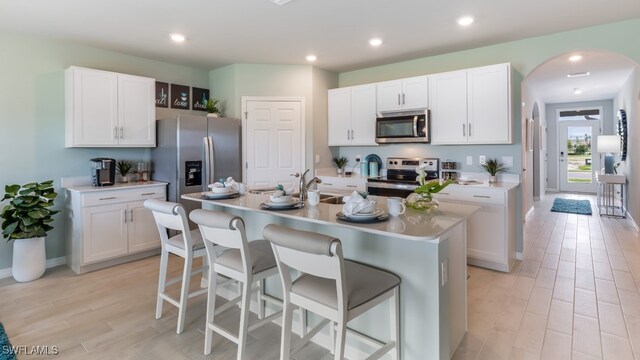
top-left (367, 157), bottom-right (439, 197)
top-left (90, 157), bottom-right (116, 186)
top-left (375, 109), bottom-right (430, 143)
top-left (152, 115), bottom-right (241, 225)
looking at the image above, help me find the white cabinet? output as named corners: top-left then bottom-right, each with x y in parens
top-left (317, 176), bottom-right (367, 193)
top-left (433, 185), bottom-right (517, 272)
top-left (430, 63), bottom-right (511, 145)
top-left (328, 84), bottom-right (377, 146)
top-left (65, 66), bottom-right (156, 148)
top-left (376, 76), bottom-right (429, 113)
top-left (66, 183), bottom-right (166, 274)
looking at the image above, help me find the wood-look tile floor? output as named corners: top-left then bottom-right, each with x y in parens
top-left (1, 193), bottom-right (638, 359)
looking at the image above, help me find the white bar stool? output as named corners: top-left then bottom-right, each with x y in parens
top-left (190, 209), bottom-right (283, 359)
top-left (264, 224), bottom-right (400, 360)
top-left (144, 199), bottom-right (210, 334)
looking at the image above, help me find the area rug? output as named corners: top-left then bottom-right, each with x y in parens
top-left (0, 323), bottom-right (17, 360)
top-left (551, 198), bottom-right (592, 215)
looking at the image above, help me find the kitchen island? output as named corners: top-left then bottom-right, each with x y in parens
top-left (182, 192), bottom-right (479, 360)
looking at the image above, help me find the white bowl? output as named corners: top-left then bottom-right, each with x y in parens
top-left (210, 186), bottom-right (232, 194)
top-left (269, 194), bottom-right (293, 203)
top-left (356, 201), bottom-right (377, 214)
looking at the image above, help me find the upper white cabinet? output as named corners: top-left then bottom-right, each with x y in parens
top-left (376, 76), bottom-right (429, 113)
top-left (328, 84), bottom-right (377, 146)
top-left (65, 66), bottom-right (156, 147)
top-left (430, 63), bottom-right (511, 144)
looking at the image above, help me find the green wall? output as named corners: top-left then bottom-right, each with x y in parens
top-left (0, 31), bottom-right (210, 270)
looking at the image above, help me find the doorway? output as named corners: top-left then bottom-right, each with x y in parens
top-left (557, 107), bottom-right (601, 193)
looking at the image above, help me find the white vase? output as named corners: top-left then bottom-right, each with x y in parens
top-left (337, 168), bottom-right (343, 175)
top-left (12, 237), bottom-right (46, 282)
top-left (206, 113), bottom-right (219, 118)
top-left (489, 175), bottom-right (497, 183)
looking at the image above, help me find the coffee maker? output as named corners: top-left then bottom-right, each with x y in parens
top-left (90, 158), bottom-right (116, 186)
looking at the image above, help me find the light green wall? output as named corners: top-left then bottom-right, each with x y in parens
top-left (0, 31), bottom-right (210, 270)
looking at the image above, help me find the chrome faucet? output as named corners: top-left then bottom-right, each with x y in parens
top-left (291, 169), bottom-right (321, 201)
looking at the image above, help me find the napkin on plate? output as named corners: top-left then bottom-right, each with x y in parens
top-left (209, 177), bottom-right (239, 191)
top-left (342, 191), bottom-right (376, 216)
top-left (270, 188), bottom-right (295, 199)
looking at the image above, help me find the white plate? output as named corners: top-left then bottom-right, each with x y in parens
top-left (269, 195), bottom-right (294, 203)
top-left (267, 199), bottom-right (299, 208)
top-left (346, 209), bottom-right (384, 220)
top-left (209, 186), bottom-right (234, 194)
top-left (203, 191), bottom-right (239, 199)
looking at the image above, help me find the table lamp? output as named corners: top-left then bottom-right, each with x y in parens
top-left (597, 135), bottom-right (621, 174)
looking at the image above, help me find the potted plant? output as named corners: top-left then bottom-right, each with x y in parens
top-left (1, 180), bottom-right (58, 282)
top-left (481, 158), bottom-right (507, 183)
top-left (332, 156), bottom-right (348, 175)
top-left (406, 164), bottom-right (453, 210)
top-left (206, 98), bottom-right (220, 117)
top-left (116, 160), bottom-right (135, 183)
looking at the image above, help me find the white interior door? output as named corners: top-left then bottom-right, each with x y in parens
top-left (244, 99), bottom-right (303, 190)
top-left (559, 120), bottom-right (599, 193)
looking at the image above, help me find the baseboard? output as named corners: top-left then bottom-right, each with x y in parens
top-left (525, 206), bottom-right (535, 219)
top-left (0, 256), bottom-right (67, 280)
top-left (516, 252), bottom-right (524, 260)
top-left (627, 212), bottom-right (639, 231)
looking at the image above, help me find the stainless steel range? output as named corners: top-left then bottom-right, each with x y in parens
top-left (367, 157), bottom-right (439, 197)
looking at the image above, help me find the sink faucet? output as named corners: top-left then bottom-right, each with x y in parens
top-left (291, 169), bottom-right (321, 201)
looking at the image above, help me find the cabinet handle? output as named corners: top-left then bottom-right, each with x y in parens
top-left (122, 209), bottom-right (127, 223)
top-left (113, 127), bottom-right (118, 140)
top-left (350, 129), bottom-right (354, 139)
top-left (402, 93), bottom-right (406, 105)
top-left (324, 183), bottom-right (334, 186)
top-left (347, 129), bottom-right (350, 140)
top-left (346, 185), bottom-right (357, 188)
top-left (462, 123), bottom-right (466, 136)
top-left (141, 192), bottom-right (156, 196)
top-left (468, 124), bottom-right (472, 136)
top-left (439, 192), bottom-right (450, 195)
top-left (99, 196), bottom-right (116, 200)
top-left (473, 195), bottom-right (491, 199)
top-left (120, 126), bottom-right (124, 139)
top-left (397, 93), bottom-right (401, 105)
top-left (130, 209), bottom-right (134, 222)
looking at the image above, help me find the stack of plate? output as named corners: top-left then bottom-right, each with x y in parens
top-left (260, 198), bottom-right (302, 210)
top-left (202, 188), bottom-right (239, 200)
top-left (336, 209), bottom-right (388, 223)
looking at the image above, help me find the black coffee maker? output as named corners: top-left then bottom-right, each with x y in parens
top-left (90, 158), bottom-right (116, 186)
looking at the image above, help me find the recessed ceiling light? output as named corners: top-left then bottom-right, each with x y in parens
top-left (567, 72), bottom-right (590, 78)
top-left (306, 55), bottom-right (317, 62)
top-left (457, 16), bottom-right (474, 26)
top-left (369, 38), bottom-right (383, 47)
top-left (573, 88), bottom-right (583, 95)
top-left (170, 33), bottom-right (186, 43)
top-left (569, 55), bottom-right (583, 62)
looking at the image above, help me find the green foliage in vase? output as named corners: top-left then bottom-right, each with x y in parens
top-left (414, 163), bottom-right (453, 194)
top-left (206, 98), bottom-right (220, 114)
top-left (116, 160), bottom-right (135, 176)
top-left (480, 158), bottom-right (507, 176)
top-left (1, 180), bottom-right (59, 241)
top-left (332, 156), bottom-right (348, 169)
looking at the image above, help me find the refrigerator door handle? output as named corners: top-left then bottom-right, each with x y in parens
top-left (203, 137), bottom-right (210, 191)
top-left (208, 136), bottom-right (216, 185)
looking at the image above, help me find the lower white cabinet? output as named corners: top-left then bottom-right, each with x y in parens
top-left (66, 183), bottom-right (166, 274)
top-left (433, 185), bottom-right (517, 272)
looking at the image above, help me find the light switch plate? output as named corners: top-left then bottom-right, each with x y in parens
top-left (501, 156), bottom-right (514, 167)
top-left (315, 155), bottom-right (320, 164)
top-left (355, 154), bottom-right (362, 162)
top-left (466, 156), bottom-right (473, 165)
top-left (479, 155), bottom-right (486, 165)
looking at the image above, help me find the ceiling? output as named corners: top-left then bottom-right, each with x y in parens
top-left (0, 0), bottom-right (639, 72)
top-left (526, 50), bottom-right (638, 103)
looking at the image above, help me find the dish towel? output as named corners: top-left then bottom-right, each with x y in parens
top-left (342, 191), bottom-right (375, 216)
top-left (209, 177), bottom-right (239, 191)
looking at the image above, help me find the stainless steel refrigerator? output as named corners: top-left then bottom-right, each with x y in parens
top-left (152, 115), bottom-right (241, 227)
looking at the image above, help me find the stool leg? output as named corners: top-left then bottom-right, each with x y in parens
top-left (257, 279), bottom-right (265, 320)
top-left (280, 299), bottom-right (294, 360)
top-left (237, 279), bottom-right (252, 360)
top-left (390, 287), bottom-right (400, 360)
top-left (156, 249), bottom-right (169, 319)
top-left (329, 321), bottom-right (335, 355)
top-left (299, 308), bottom-right (307, 336)
top-left (176, 255), bottom-right (193, 334)
top-left (334, 318), bottom-right (347, 360)
top-left (204, 267), bottom-right (218, 355)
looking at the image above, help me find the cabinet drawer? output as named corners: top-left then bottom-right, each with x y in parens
top-left (434, 186), bottom-right (505, 205)
top-left (317, 177), bottom-right (366, 192)
top-left (82, 186), bottom-right (166, 207)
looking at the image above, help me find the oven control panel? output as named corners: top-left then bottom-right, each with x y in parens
top-left (387, 157), bottom-right (438, 172)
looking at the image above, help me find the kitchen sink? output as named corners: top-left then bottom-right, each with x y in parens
top-left (319, 195), bottom-right (346, 204)
top-left (248, 187), bottom-right (277, 194)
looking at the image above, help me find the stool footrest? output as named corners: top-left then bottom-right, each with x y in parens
top-left (214, 294), bottom-right (242, 316)
top-left (365, 340), bottom-right (396, 360)
top-left (248, 310), bottom-right (282, 332)
top-left (208, 323), bottom-right (239, 344)
top-left (291, 318), bottom-right (330, 355)
top-left (158, 293), bottom-right (180, 308)
top-left (165, 265), bottom-right (208, 287)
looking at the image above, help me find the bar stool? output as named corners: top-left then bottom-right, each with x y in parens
top-left (144, 199), bottom-right (210, 334)
top-left (264, 224), bottom-right (400, 360)
top-left (190, 209), bottom-right (283, 359)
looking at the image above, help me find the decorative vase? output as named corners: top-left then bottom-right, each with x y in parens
top-left (406, 192), bottom-right (439, 211)
top-left (121, 174), bottom-right (129, 183)
top-left (489, 175), bottom-right (497, 183)
top-left (337, 168), bottom-right (343, 175)
top-left (12, 237), bottom-right (46, 282)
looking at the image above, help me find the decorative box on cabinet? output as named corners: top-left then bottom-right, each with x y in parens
top-left (430, 63), bottom-right (511, 145)
top-left (65, 66), bottom-right (156, 147)
top-left (433, 184), bottom-right (518, 272)
top-left (376, 75), bottom-right (429, 113)
top-left (65, 182), bottom-right (167, 274)
top-left (328, 84), bottom-right (377, 146)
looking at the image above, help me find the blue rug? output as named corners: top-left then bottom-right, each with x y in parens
top-left (551, 198), bottom-right (592, 215)
top-left (0, 323), bottom-right (16, 360)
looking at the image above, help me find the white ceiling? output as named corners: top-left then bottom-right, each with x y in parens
top-left (0, 0), bottom-right (639, 72)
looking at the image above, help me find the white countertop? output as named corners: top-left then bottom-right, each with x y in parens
top-left (64, 180), bottom-right (167, 193)
top-left (182, 192), bottom-right (479, 242)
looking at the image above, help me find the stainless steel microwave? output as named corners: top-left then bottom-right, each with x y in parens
top-left (375, 109), bottom-right (430, 143)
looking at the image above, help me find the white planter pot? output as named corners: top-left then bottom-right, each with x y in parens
top-left (489, 175), bottom-right (497, 183)
top-left (12, 237), bottom-right (46, 282)
top-left (206, 113), bottom-right (219, 118)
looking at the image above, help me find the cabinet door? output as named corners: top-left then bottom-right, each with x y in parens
top-left (127, 199), bottom-right (161, 253)
top-left (68, 68), bottom-right (118, 147)
top-left (467, 64), bottom-right (511, 144)
top-left (429, 70), bottom-right (468, 144)
top-left (117, 74), bottom-right (156, 147)
top-left (376, 80), bottom-right (402, 112)
top-left (350, 84), bottom-right (377, 146)
top-left (328, 88), bottom-right (351, 146)
top-left (82, 203), bottom-right (128, 264)
top-left (401, 76), bottom-right (429, 110)
top-left (467, 205), bottom-right (506, 265)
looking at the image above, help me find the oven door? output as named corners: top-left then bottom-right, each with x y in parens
top-left (375, 110), bottom-right (429, 143)
top-left (367, 181), bottom-right (415, 198)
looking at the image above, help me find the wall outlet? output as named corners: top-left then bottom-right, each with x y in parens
top-left (355, 154), bottom-right (362, 163)
top-left (315, 154), bottom-right (320, 164)
top-left (479, 155), bottom-right (486, 165)
top-left (466, 156), bottom-right (473, 166)
top-left (441, 259), bottom-right (448, 286)
top-left (501, 156), bottom-right (514, 167)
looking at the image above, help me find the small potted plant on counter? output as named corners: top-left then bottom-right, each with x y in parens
top-left (116, 160), bottom-right (135, 183)
top-left (481, 158), bottom-right (506, 183)
top-left (332, 156), bottom-right (348, 175)
top-left (1, 180), bottom-right (58, 282)
top-left (206, 98), bottom-right (220, 117)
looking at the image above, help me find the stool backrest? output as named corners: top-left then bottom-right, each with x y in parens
top-left (144, 199), bottom-right (193, 250)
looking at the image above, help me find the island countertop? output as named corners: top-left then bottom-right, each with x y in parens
top-left (181, 192), bottom-right (479, 242)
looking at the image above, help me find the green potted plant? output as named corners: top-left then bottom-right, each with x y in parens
top-left (332, 156), bottom-right (348, 175)
top-left (206, 98), bottom-right (220, 117)
top-left (116, 160), bottom-right (135, 183)
top-left (481, 158), bottom-right (507, 183)
top-left (1, 180), bottom-right (58, 282)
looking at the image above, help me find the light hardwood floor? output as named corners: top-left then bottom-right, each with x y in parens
top-left (1, 193), bottom-right (639, 359)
